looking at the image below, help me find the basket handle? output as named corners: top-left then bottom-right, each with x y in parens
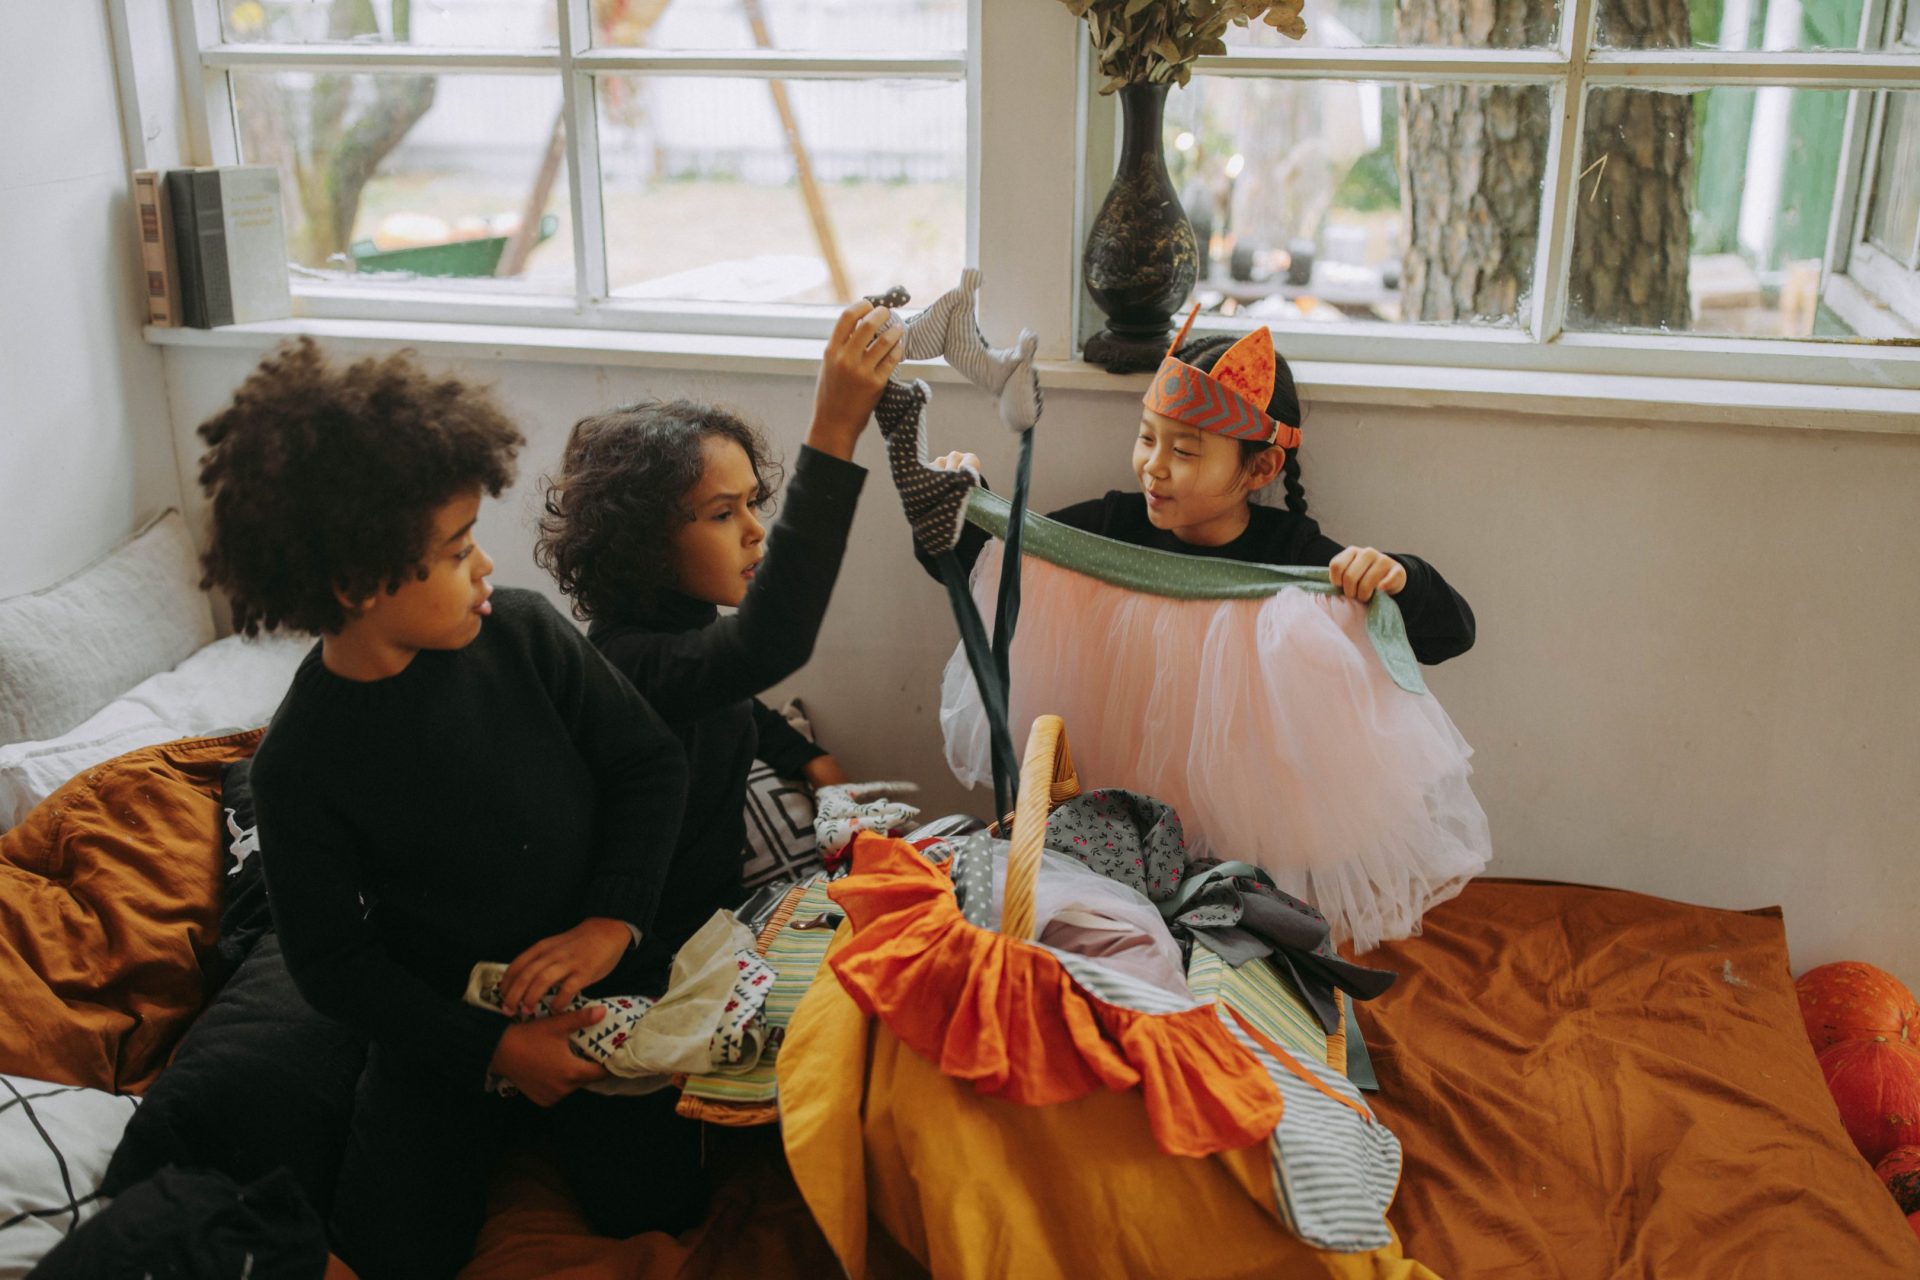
top-left (999, 714), bottom-right (1081, 940)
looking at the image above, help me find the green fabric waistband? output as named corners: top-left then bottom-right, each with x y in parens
top-left (964, 488), bottom-right (1427, 696)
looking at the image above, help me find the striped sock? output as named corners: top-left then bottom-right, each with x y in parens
top-left (901, 269), bottom-right (1043, 432)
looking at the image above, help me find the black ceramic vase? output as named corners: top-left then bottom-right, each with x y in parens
top-left (1082, 81), bottom-right (1199, 373)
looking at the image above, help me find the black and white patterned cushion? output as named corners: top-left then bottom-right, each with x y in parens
top-left (0, 1075), bottom-right (138, 1276)
top-left (741, 762), bottom-right (821, 891)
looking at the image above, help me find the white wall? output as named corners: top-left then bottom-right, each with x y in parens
top-left (159, 341), bottom-right (1920, 980)
top-left (0, 1), bottom-right (183, 597)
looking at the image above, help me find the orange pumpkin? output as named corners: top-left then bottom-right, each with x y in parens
top-left (1877, 1146), bottom-right (1920, 1215)
top-left (1795, 962), bottom-right (1918, 1053)
top-left (1819, 1036), bottom-right (1920, 1164)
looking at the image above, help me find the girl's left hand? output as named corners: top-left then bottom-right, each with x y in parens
top-left (499, 916), bottom-right (633, 1016)
top-left (808, 301), bottom-right (905, 458)
top-left (1328, 546), bottom-right (1407, 602)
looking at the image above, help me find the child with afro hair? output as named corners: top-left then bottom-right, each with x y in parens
top-left (199, 337), bottom-right (695, 1279)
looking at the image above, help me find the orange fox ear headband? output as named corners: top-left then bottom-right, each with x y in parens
top-left (1141, 305), bottom-right (1302, 451)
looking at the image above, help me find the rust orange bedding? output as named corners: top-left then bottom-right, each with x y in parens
top-left (0, 730), bottom-right (261, 1094)
top-left (8, 738), bottom-right (1913, 1276)
top-left (1357, 878), bottom-right (1920, 1279)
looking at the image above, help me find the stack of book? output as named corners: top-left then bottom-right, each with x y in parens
top-left (132, 165), bottom-right (292, 329)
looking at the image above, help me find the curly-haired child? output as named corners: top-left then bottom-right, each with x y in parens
top-left (537, 301), bottom-right (901, 974)
top-left (199, 338), bottom-right (693, 1279)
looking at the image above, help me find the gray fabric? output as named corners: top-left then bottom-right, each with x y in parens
top-left (1342, 992), bottom-right (1379, 1093)
top-left (1043, 788), bottom-right (1189, 903)
top-left (948, 830), bottom-right (1001, 929)
top-left (1174, 866), bottom-right (1395, 1034)
top-left (0, 510), bottom-right (216, 744)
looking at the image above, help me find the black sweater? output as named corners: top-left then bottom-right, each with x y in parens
top-left (925, 489), bottom-right (1476, 666)
top-left (589, 445), bottom-right (865, 976)
top-left (252, 588), bottom-right (687, 1088)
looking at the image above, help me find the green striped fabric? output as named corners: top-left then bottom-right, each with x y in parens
top-left (680, 878), bottom-right (842, 1105)
top-left (1186, 944), bottom-right (1329, 1069)
top-left (962, 487), bottom-right (1426, 696)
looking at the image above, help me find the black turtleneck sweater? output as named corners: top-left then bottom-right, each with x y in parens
top-left (589, 445), bottom-right (866, 977)
top-left (252, 588), bottom-right (687, 1087)
top-left (925, 489), bottom-right (1476, 666)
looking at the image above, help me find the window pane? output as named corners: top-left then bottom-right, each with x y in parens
top-left (220, 0), bottom-right (556, 48)
top-left (1163, 79), bottom-right (1551, 327)
top-left (1867, 93), bottom-right (1920, 266)
top-left (596, 77), bottom-right (963, 304)
top-left (1905, 0), bottom-right (1920, 46)
top-left (232, 71), bottom-right (574, 293)
top-left (1564, 86), bottom-right (1914, 340)
top-left (1224, 0), bottom-right (1558, 50)
top-left (1596, 0), bottom-right (1888, 53)
top-left (592, 0), bottom-right (964, 53)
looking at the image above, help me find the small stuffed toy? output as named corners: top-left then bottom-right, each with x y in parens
top-left (814, 780), bottom-right (923, 870)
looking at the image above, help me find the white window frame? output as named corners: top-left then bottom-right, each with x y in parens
top-left (1075, 0), bottom-right (1920, 392)
top-left (1825, 3), bottom-right (1920, 336)
top-left (150, 0), bottom-right (991, 340)
top-left (119, 0), bottom-right (1920, 404)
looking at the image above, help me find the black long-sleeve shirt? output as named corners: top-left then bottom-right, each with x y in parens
top-left (252, 588), bottom-right (687, 1088)
top-left (751, 698), bottom-right (826, 778)
top-left (589, 445), bottom-right (865, 976)
top-left (922, 489), bottom-right (1475, 665)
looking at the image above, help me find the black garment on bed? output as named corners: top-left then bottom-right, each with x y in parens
top-left (328, 1048), bottom-right (705, 1280)
top-left (27, 1165), bottom-right (328, 1280)
top-left (211, 757), bottom-right (273, 977)
top-left (101, 933), bottom-right (367, 1217)
top-left (250, 587), bottom-right (688, 1091)
top-left (922, 488), bottom-right (1476, 665)
top-left (589, 444), bottom-right (865, 981)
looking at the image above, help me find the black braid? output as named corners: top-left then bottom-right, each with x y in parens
top-left (1280, 448), bottom-right (1308, 519)
top-left (1172, 329), bottom-right (1309, 519)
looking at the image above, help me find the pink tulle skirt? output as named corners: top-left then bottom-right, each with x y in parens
top-left (941, 544), bottom-right (1491, 952)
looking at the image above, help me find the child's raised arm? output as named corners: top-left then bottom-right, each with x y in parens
top-left (594, 301), bottom-right (899, 724)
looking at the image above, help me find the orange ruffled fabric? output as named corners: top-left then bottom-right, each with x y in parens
top-left (826, 833), bottom-right (1283, 1159)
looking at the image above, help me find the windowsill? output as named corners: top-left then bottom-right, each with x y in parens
top-left (146, 316), bottom-right (1920, 435)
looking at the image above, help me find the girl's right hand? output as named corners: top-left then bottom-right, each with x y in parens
top-left (808, 300), bottom-right (905, 460)
top-left (488, 1005), bottom-right (610, 1106)
top-left (932, 451), bottom-right (982, 476)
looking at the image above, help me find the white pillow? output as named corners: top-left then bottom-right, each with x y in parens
top-left (0, 511), bottom-right (216, 745)
top-left (0, 1075), bottom-right (139, 1279)
top-left (114, 630), bottom-right (311, 738)
top-left (0, 632), bottom-right (310, 831)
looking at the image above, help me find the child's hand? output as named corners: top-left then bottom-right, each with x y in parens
top-left (1328, 546), bottom-right (1408, 603)
top-left (803, 755), bottom-right (851, 789)
top-left (498, 917), bottom-right (632, 1016)
top-left (808, 300), bottom-right (905, 459)
top-left (489, 1006), bottom-right (610, 1106)
top-left (931, 451), bottom-right (982, 476)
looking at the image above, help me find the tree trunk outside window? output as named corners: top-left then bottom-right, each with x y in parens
top-left (1396, 0), bottom-right (1695, 331)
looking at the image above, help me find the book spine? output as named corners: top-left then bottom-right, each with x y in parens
top-left (131, 170), bottom-right (180, 327)
top-left (165, 170), bottom-right (207, 329)
top-left (220, 167), bottom-right (293, 324)
top-left (193, 169), bottom-right (234, 329)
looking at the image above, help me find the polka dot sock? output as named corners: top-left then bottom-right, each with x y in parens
top-left (875, 377), bottom-right (980, 558)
